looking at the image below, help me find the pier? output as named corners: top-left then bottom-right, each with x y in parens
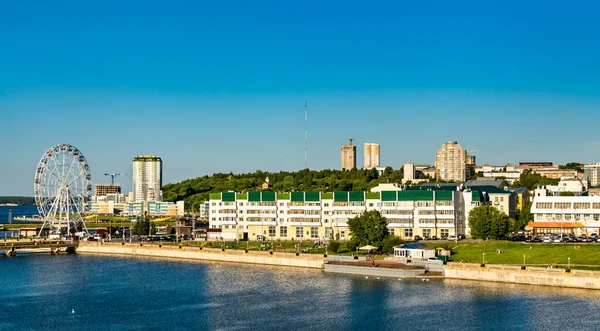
top-left (0, 240), bottom-right (78, 257)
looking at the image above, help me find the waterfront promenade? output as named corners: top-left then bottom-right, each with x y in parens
top-left (77, 241), bottom-right (326, 269)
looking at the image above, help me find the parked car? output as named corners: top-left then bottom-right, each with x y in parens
top-left (413, 235), bottom-right (422, 241)
top-left (447, 235), bottom-right (456, 241)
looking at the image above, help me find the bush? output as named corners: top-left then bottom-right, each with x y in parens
top-left (328, 241), bottom-right (340, 253)
top-left (346, 239), bottom-right (359, 253)
top-left (382, 235), bottom-right (404, 253)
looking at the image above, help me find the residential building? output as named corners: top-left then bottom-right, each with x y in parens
top-left (466, 155), bottom-right (476, 166)
top-left (583, 163), bottom-right (600, 186)
top-left (534, 178), bottom-right (588, 196)
top-left (94, 184), bottom-right (121, 197)
top-left (132, 155), bottom-right (163, 202)
top-left (364, 143), bottom-right (380, 169)
top-left (208, 190), bottom-right (479, 241)
top-left (529, 196), bottom-right (600, 234)
top-left (435, 141), bottom-right (467, 182)
top-left (87, 200), bottom-right (184, 217)
top-left (340, 137), bottom-right (356, 170)
top-left (508, 188), bottom-right (531, 213)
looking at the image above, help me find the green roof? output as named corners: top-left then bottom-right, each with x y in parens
top-left (381, 191), bottom-right (397, 201)
top-left (472, 191), bottom-right (482, 202)
top-left (305, 191), bottom-right (320, 202)
top-left (397, 191), bottom-right (433, 201)
top-left (334, 191), bottom-right (349, 202)
top-left (248, 192), bottom-right (261, 202)
top-left (222, 192), bottom-right (236, 202)
top-left (261, 191), bottom-right (276, 202)
top-left (236, 193), bottom-right (247, 200)
top-left (322, 192), bottom-right (333, 200)
top-left (209, 193), bottom-right (221, 200)
top-left (349, 191), bottom-right (364, 202)
top-left (366, 192), bottom-right (380, 199)
top-left (291, 192), bottom-right (304, 202)
top-left (435, 191), bottom-right (453, 201)
top-left (277, 192), bottom-right (290, 200)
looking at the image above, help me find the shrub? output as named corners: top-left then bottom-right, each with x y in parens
top-left (328, 241), bottom-right (340, 253)
top-left (382, 235), bottom-right (404, 253)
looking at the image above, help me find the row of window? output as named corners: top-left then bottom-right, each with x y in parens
top-left (536, 202), bottom-right (600, 209)
top-left (538, 214), bottom-right (600, 221)
top-left (212, 201), bottom-right (454, 208)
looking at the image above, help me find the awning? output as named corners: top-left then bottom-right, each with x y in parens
top-left (527, 222), bottom-right (584, 228)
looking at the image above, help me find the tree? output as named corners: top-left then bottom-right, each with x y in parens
top-left (382, 236), bottom-right (404, 253)
top-left (515, 199), bottom-right (533, 230)
top-left (512, 169), bottom-right (559, 190)
top-left (559, 162), bottom-right (583, 173)
top-left (347, 210), bottom-right (389, 250)
top-left (468, 205), bottom-right (514, 239)
top-left (560, 191), bottom-right (575, 196)
top-left (133, 216), bottom-right (156, 236)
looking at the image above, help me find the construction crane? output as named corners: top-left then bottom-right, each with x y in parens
top-left (466, 149), bottom-right (483, 153)
top-left (104, 173), bottom-right (129, 185)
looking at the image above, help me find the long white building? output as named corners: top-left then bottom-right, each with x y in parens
top-left (133, 155), bottom-right (163, 202)
top-left (530, 195), bottom-right (600, 234)
top-left (208, 189), bottom-right (496, 241)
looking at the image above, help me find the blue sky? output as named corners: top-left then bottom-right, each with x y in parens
top-left (1, 1), bottom-right (599, 196)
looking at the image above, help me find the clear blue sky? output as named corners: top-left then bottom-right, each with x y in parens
top-left (1, 1), bottom-right (599, 196)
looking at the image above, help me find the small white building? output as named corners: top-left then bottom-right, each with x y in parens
top-left (393, 244), bottom-right (436, 259)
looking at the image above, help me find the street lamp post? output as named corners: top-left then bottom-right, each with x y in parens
top-left (568, 257), bottom-right (571, 270)
top-left (482, 253), bottom-right (485, 265)
top-left (523, 255), bottom-right (526, 267)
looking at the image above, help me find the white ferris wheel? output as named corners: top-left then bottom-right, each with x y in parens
top-left (34, 144), bottom-right (92, 238)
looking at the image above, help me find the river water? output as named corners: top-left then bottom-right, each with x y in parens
top-left (0, 254), bottom-right (599, 331)
top-left (0, 205), bottom-right (39, 223)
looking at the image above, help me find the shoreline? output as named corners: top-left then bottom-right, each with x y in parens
top-left (75, 242), bottom-right (600, 290)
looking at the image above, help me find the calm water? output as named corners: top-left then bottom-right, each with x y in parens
top-left (0, 205), bottom-right (39, 223)
top-left (1, 255), bottom-right (599, 331)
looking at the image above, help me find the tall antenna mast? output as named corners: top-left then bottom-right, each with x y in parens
top-left (304, 100), bottom-right (308, 169)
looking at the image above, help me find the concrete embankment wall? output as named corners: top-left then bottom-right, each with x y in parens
top-left (444, 262), bottom-right (600, 290)
top-left (76, 242), bottom-right (325, 269)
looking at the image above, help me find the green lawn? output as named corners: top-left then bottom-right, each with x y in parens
top-left (430, 241), bottom-right (600, 266)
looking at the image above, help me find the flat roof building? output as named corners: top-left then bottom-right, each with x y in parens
top-left (341, 137), bottom-right (356, 170)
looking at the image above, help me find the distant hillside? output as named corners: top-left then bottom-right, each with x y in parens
top-left (162, 168), bottom-right (404, 207)
top-left (0, 196), bottom-right (35, 205)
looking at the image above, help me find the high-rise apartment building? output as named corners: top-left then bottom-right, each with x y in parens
top-left (341, 137), bottom-right (356, 170)
top-left (94, 184), bottom-right (121, 197)
top-left (364, 143), bottom-right (380, 169)
top-left (584, 163), bottom-right (600, 186)
top-left (132, 155), bottom-right (163, 202)
top-left (435, 141), bottom-right (467, 182)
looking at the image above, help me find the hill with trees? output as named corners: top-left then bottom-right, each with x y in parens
top-left (162, 167), bottom-right (404, 208)
top-left (0, 197), bottom-right (35, 205)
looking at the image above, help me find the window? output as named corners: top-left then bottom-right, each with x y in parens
top-left (536, 202), bottom-right (552, 209)
top-left (311, 227), bottom-right (319, 238)
top-left (268, 226), bottom-right (276, 237)
top-left (423, 229), bottom-right (431, 238)
top-left (404, 229), bottom-right (413, 238)
top-left (574, 203), bottom-right (590, 209)
top-left (296, 227), bottom-right (304, 238)
top-left (440, 229), bottom-right (449, 237)
top-left (388, 228), bottom-right (395, 236)
top-left (593, 203), bottom-right (600, 209)
top-left (555, 202), bottom-right (571, 209)
top-left (280, 226), bottom-right (288, 237)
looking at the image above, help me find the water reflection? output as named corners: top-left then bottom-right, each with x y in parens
top-left (1, 255), bottom-right (600, 331)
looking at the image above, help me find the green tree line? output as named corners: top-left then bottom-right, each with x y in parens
top-left (0, 197), bottom-right (35, 205)
top-left (163, 167), bottom-right (404, 209)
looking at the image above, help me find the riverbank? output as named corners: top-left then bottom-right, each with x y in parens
top-left (76, 242), bottom-right (326, 269)
top-left (444, 262), bottom-right (600, 290)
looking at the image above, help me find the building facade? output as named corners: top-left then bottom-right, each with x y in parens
top-left (87, 200), bottom-right (184, 217)
top-left (435, 141), bottom-right (467, 182)
top-left (341, 137), bottom-right (357, 170)
top-left (94, 184), bottom-right (121, 197)
top-left (584, 163), bottom-right (600, 186)
top-left (132, 155), bottom-right (163, 202)
top-left (530, 196), bottom-right (600, 234)
top-left (363, 143), bottom-right (380, 169)
top-left (207, 190), bottom-right (490, 241)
